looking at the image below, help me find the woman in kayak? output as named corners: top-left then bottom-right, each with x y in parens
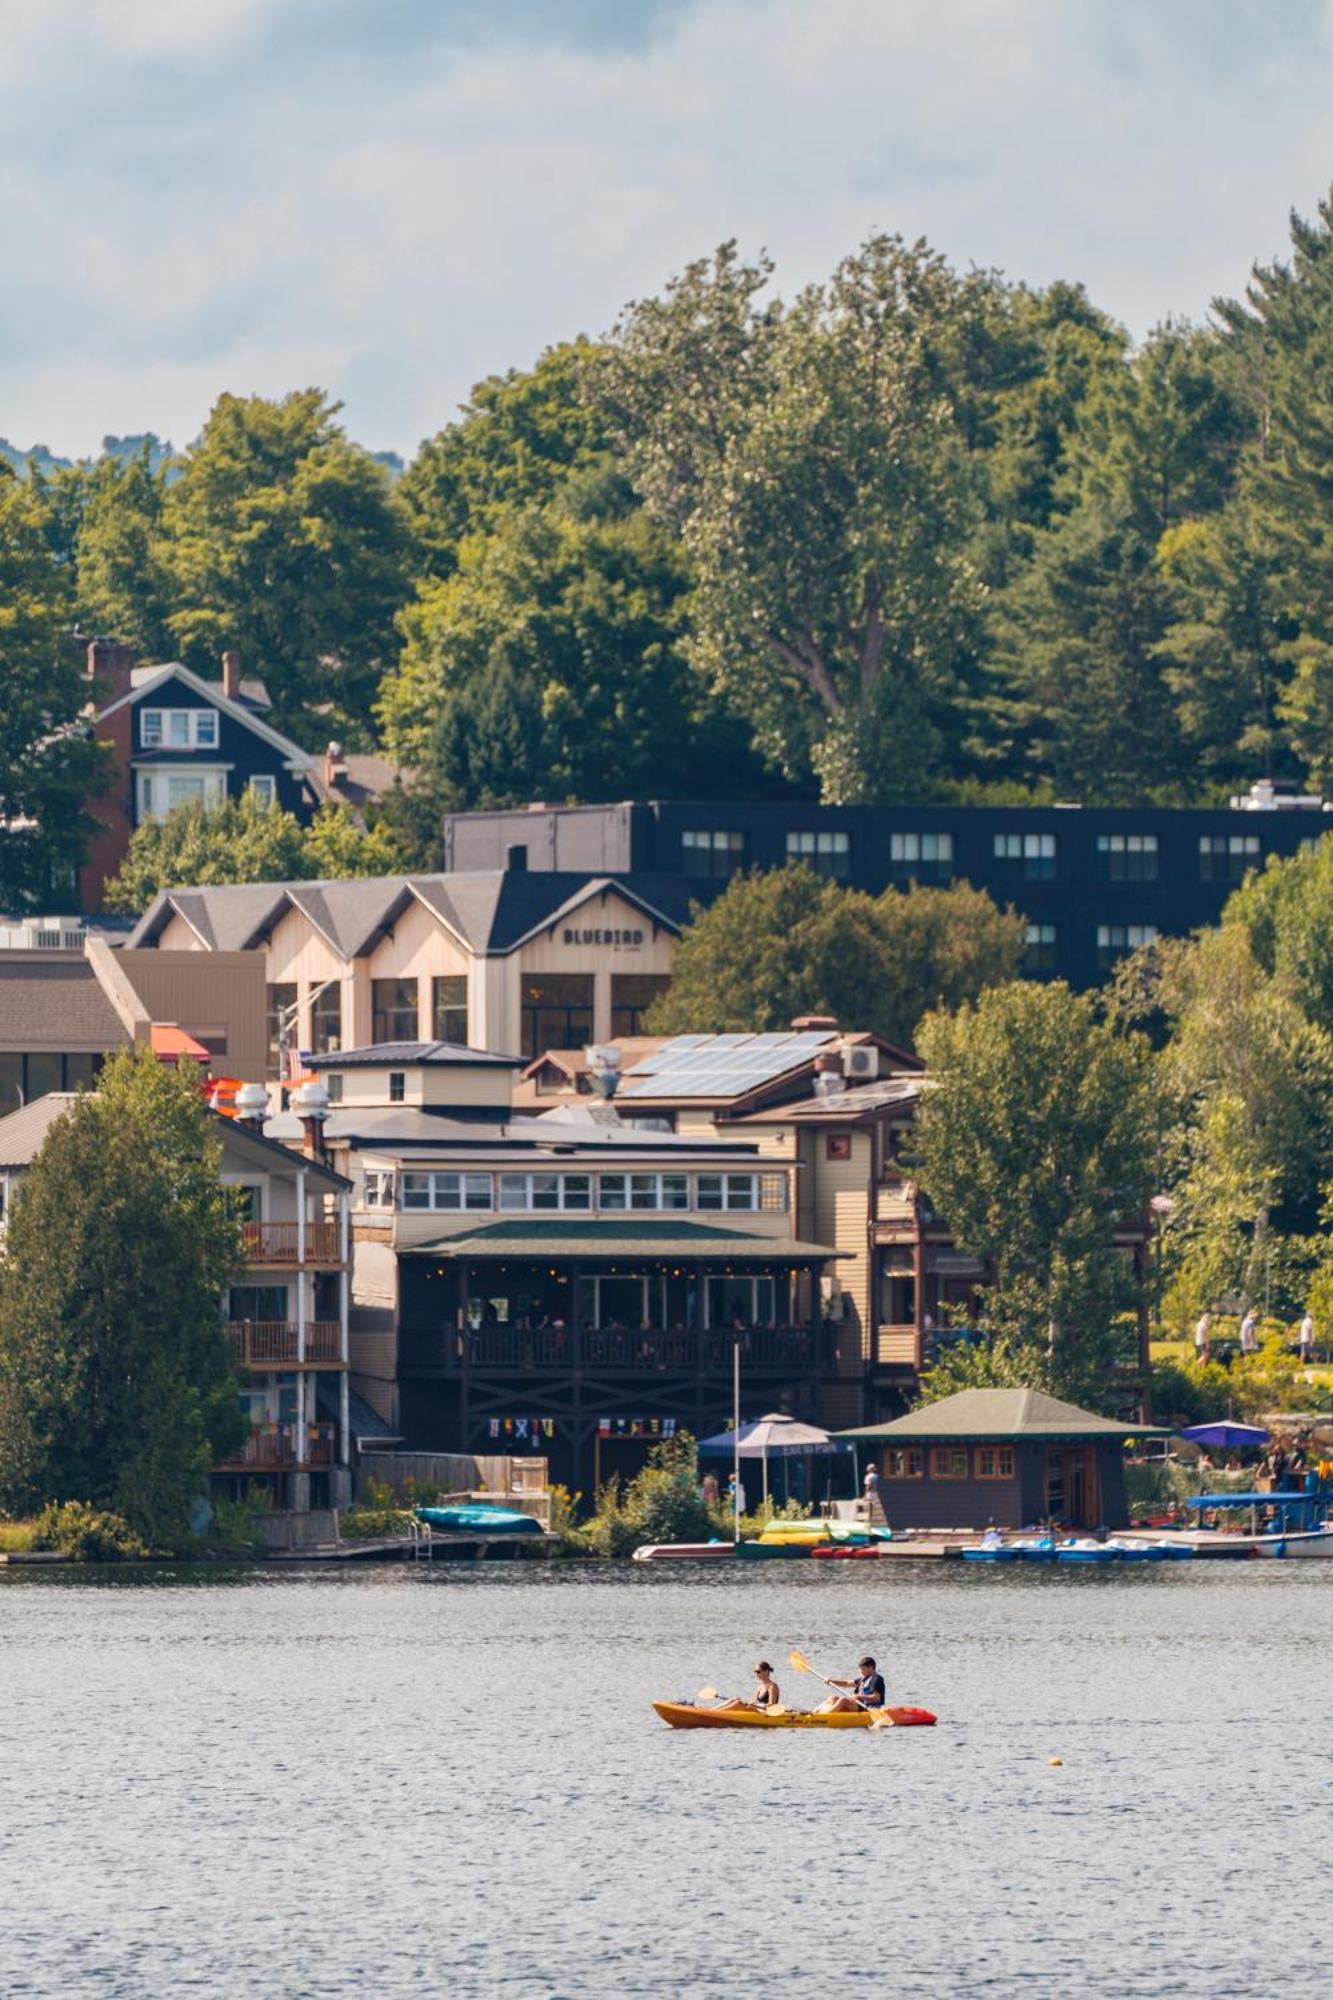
top-left (820, 1657), bottom-right (885, 1713)
top-left (717, 1662), bottom-right (780, 1711)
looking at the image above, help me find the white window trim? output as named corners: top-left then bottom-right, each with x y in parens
top-left (249, 774), bottom-right (278, 804)
top-left (135, 766), bottom-right (230, 822)
top-left (140, 707), bottom-right (220, 750)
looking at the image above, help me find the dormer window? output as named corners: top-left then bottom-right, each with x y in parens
top-left (140, 707), bottom-right (219, 749)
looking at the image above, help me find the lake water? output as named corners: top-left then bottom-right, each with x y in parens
top-left (1, 1558), bottom-right (1329, 1998)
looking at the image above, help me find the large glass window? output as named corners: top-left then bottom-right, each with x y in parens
top-left (1096, 833), bottom-right (1158, 882)
top-left (372, 978), bottom-right (419, 1044)
top-left (400, 1171), bottom-right (493, 1211)
top-left (311, 983), bottom-right (342, 1055)
top-left (786, 830), bottom-right (850, 879)
top-left (889, 831), bottom-right (953, 883)
top-left (1024, 923), bottom-right (1058, 973)
top-left (696, 1173), bottom-right (758, 1211)
top-left (610, 974), bottom-right (670, 1038)
top-left (1096, 923), bottom-right (1158, 970)
top-left (993, 831), bottom-right (1056, 880)
top-left (498, 1172), bottom-right (591, 1211)
top-left (228, 1284), bottom-right (288, 1323)
top-left (520, 974), bottom-right (594, 1059)
top-left (136, 769), bottom-right (226, 822)
top-left (706, 1275), bottom-right (780, 1327)
top-left (1199, 834), bottom-right (1261, 884)
top-left (432, 975), bottom-right (468, 1045)
top-left (265, 983), bottom-right (297, 1072)
top-left (681, 829), bottom-right (746, 878)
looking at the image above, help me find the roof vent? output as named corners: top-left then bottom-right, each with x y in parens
top-left (233, 1083), bottom-right (269, 1125)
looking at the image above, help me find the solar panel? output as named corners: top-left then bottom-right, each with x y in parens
top-left (619, 1025), bottom-right (841, 1098)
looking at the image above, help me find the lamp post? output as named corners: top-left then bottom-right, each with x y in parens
top-left (733, 1332), bottom-right (742, 1545)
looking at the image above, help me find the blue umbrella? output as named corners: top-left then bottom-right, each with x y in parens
top-left (697, 1412), bottom-right (847, 1510)
top-left (1179, 1422), bottom-right (1269, 1449)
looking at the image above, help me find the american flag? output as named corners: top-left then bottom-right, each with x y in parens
top-left (282, 1020), bottom-right (305, 1085)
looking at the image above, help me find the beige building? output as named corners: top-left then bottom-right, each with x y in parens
top-left (129, 872), bottom-right (684, 1069)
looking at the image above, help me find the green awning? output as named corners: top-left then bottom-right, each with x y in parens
top-left (834, 1386), bottom-right (1173, 1444)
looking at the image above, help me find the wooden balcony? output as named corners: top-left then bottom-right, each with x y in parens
top-left (214, 1423), bottom-right (337, 1470)
top-left (875, 1185), bottom-right (918, 1227)
top-left (241, 1220), bottom-right (344, 1267)
top-left (226, 1321), bottom-right (344, 1368)
top-left (401, 1322), bottom-right (824, 1376)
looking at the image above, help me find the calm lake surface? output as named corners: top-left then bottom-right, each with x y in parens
top-left (1, 1558), bottom-right (1329, 1998)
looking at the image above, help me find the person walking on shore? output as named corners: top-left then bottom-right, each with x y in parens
top-left (1298, 1310), bottom-right (1315, 1368)
top-left (1239, 1307), bottom-right (1260, 1357)
top-left (1194, 1311), bottom-right (1212, 1367)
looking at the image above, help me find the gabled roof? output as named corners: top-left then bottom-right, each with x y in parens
top-left (0, 955), bottom-right (126, 1052)
top-left (130, 871), bottom-right (691, 958)
top-left (406, 1219), bottom-right (846, 1261)
top-left (0, 1092), bottom-right (80, 1168)
top-left (96, 662), bottom-right (313, 770)
top-left (834, 1387), bottom-right (1172, 1443)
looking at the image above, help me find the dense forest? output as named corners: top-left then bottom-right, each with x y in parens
top-left (9, 194), bottom-right (1333, 898)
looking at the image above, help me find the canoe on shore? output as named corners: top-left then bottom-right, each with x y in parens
top-left (653, 1701), bottom-right (937, 1730)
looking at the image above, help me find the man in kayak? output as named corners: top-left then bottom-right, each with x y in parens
top-left (820, 1657), bottom-right (885, 1713)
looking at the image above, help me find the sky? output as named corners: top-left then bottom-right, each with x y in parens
top-left (3, 0), bottom-right (1333, 462)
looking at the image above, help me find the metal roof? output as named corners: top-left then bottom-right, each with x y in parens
top-left (308, 1041), bottom-right (524, 1069)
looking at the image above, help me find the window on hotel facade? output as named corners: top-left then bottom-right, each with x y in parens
top-left (499, 1172), bottom-right (592, 1211)
top-left (520, 974), bottom-right (594, 1060)
top-left (266, 983), bottom-right (297, 1071)
top-left (786, 830), bottom-right (850, 879)
top-left (362, 1169), bottom-right (396, 1209)
top-left (372, 978), bottom-right (419, 1044)
top-left (976, 1445), bottom-right (1015, 1479)
top-left (993, 831), bottom-right (1056, 879)
top-left (681, 828), bottom-right (746, 878)
top-left (610, 974), bottom-right (671, 1038)
top-left (311, 983), bottom-right (342, 1054)
top-left (1199, 834), bottom-right (1261, 883)
top-left (884, 1448), bottom-right (924, 1480)
top-left (401, 1171), bottom-right (492, 1211)
top-left (1096, 832), bottom-right (1158, 882)
top-left (432, 975), bottom-right (468, 1045)
top-left (0, 1050), bottom-right (97, 1115)
top-left (1096, 923), bottom-right (1158, 970)
top-left (598, 1172), bottom-right (691, 1211)
top-left (888, 831), bottom-right (953, 883)
top-left (1024, 923), bottom-right (1058, 973)
top-left (696, 1173), bottom-right (758, 1211)
top-left (931, 1446), bottom-right (969, 1480)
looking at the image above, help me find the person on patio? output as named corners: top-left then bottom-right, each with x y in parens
top-left (819, 1657), bottom-right (885, 1714)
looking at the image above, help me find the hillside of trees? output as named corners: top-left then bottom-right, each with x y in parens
top-left (9, 194), bottom-right (1333, 900)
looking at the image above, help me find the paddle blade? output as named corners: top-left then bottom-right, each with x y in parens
top-left (869, 1711), bottom-right (897, 1729)
top-left (788, 1649), bottom-right (814, 1675)
top-left (695, 1686), bottom-right (720, 1702)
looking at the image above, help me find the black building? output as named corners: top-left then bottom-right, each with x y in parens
top-left (442, 785), bottom-right (1330, 989)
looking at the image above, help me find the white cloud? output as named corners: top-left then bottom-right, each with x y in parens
top-left (3, 0), bottom-right (1333, 458)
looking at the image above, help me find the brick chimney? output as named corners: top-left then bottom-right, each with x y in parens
top-left (221, 649), bottom-right (242, 700)
top-left (86, 637), bottom-right (136, 707)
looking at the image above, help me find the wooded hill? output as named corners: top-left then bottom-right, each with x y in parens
top-left (8, 194), bottom-right (1333, 900)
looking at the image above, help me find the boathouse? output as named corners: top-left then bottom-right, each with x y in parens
top-left (836, 1388), bottom-right (1166, 1531)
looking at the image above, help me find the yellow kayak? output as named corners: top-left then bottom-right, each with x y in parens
top-left (653, 1701), bottom-right (936, 1730)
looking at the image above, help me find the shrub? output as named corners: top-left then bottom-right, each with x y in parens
top-left (583, 1435), bottom-right (726, 1556)
top-left (31, 1501), bottom-right (149, 1562)
top-left (207, 1493), bottom-right (272, 1557)
top-left (340, 1505), bottom-right (415, 1539)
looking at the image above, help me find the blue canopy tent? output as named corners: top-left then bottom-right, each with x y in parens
top-left (1179, 1422), bottom-right (1269, 1450)
top-left (1185, 1490), bottom-right (1320, 1534)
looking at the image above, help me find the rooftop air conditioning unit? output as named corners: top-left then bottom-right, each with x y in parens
top-left (843, 1045), bottom-right (879, 1082)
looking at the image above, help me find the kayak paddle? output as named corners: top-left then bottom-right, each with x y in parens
top-left (787, 1648), bottom-right (896, 1726)
top-left (694, 1683), bottom-right (789, 1715)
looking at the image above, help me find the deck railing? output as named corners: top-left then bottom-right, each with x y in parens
top-left (215, 1423), bottom-right (337, 1470)
top-left (400, 1323), bottom-right (821, 1374)
top-left (226, 1321), bottom-right (344, 1367)
top-left (241, 1221), bottom-right (343, 1266)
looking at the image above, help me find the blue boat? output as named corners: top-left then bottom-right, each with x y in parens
top-left (961, 1539), bottom-right (1024, 1563)
top-left (415, 1504), bottom-right (544, 1536)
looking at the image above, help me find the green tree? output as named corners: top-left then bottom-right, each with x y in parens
top-left (102, 793), bottom-right (310, 912)
top-left (914, 982), bottom-right (1157, 1407)
top-left (160, 390), bottom-right (413, 740)
top-left (0, 466), bottom-right (110, 907)
top-left (103, 793), bottom-right (410, 912)
top-left (381, 486), bottom-right (765, 806)
top-left (646, 865), bottom-right (1023, 1048)
top-left (990, 324), bottom-right (1248, 800)
top-left (71, 446), bottom-right (174, 657)
top-left (598, 236), bottom-right (988, 800)
top-left (0, 1050), bottom-right (244, 1545)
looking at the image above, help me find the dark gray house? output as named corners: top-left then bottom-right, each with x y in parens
top-left (836, 1387), bottom-right (1169, 1531)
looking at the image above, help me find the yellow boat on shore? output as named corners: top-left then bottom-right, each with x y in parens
top-left (653, 1701), bottom-right (937, 1729)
